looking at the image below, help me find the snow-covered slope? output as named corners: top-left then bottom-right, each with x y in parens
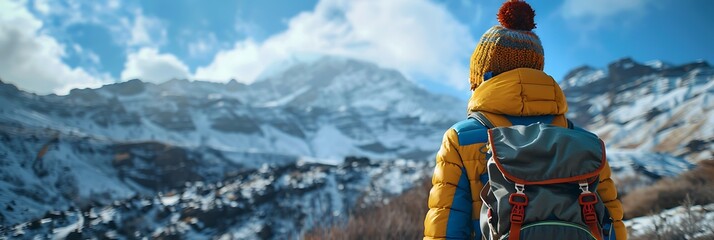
top-left (0, 122), bottom-right (291, 226)
top-left (562, 58), bottom-right (713, 163)
top-left (1, 158), bottom-right (429, 239)
top-left (625, 203), bottom-right (714, 239)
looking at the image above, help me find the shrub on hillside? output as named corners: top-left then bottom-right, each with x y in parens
top-left (305, 179), bottom-right (430, 240)
top-left (630, 196), bottom-right (714, 240)
top-left (622, 160), bottom-right (714, 219)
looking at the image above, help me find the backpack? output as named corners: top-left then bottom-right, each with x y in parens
top-left (470, 112), bottom-right (611, 240)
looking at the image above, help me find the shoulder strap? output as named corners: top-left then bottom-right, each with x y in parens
top-left (566, 119), bottom-right (575, 129)
top-left (468, 111), bottom-right (495, 129)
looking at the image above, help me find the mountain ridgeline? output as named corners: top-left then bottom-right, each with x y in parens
top-left (2, 56), bottom-right (463, 160)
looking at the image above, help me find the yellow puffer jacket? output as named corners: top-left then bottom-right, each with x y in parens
top-left (423, 68), bottom-right (626, 240)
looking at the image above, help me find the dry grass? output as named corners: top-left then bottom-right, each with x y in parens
top-left (622, 160), bottom-right (714, 219)
top-left (630, 195), bottom-right (714, 240)
top-left (305, 179), bottom-right (431, 240)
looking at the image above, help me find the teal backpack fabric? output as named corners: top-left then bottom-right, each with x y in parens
top-left (479, 123), bottom-right (610, 240)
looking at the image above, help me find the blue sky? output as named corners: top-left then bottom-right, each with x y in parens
top-left (1, 0), bottom-right (712, 99)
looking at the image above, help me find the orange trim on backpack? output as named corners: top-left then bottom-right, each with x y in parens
top-left (487, 129), bottom-right (607, 185)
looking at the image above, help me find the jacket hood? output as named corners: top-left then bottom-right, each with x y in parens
top-left (467, 68), bottom-right (568, 116)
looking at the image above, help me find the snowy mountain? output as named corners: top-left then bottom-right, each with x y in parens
top-left (560, 57), bottom-right (712, 190)
top-left (0, 56), bottom-right (462, 161)
top-left (0, 119), bottom-right (429, 239)
top-left (562, 58), bottom-right (713, 162)
top-left (0, 56), bottom-right (458, 233)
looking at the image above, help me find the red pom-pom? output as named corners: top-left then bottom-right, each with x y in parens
top-left (497, 0), bottom-right (536, 31)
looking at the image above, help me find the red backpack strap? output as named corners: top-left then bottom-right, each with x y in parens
top-left (508, 183), bottom-right (528, 240)
top-left (578, 182), bottom-right (603, 240)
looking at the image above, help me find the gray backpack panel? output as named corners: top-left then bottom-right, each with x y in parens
top-left (488, 124), bottom-right (605, 183)
top-left (480, 123), bottom-right (608, 240)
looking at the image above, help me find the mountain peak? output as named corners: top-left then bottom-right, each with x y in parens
top-left (561, 65), bottom-right (605, 89)
top-left (682, 60), bottom-right (710, 69)
top-left (563, 65), bottom-right (596, 80)
top-left (254, 54), bottom-right (327, 82)
top-left (0, 78), bottom-right (20, 94)
top-left (225, 79), bottom-right (247, 91)
top-left (253, 55), bottom-right (397, 92)
top-left (644, 60), bottom-right (673, 70)
top-left (694, 59), bottom-right (710, 65)
top-left (609, 57), bottom-right (641, 69)
top-left (101, 79), bottom-right (147, 96)
top-left (161, 78), bottom-right (190, 85)
top-left (656, 60), bottom-right (711, 77)
top-left (607, 57), bottom-right (655, 81)
top-left (254, 55), bottom-right (382, 83)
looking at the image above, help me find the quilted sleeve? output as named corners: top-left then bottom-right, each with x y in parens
top-left (424, 129), bottom-right (474, 239)
top-left (597, 160), bottom-right (627, 240)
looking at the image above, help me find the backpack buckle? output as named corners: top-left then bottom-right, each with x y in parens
top-left (510, 203), bottom-right (526, 224)
top-left (579, 192), bottom-right (598, 205)
top-left (515, 183), bottom-right (525, 194)
top-left (509, 182), bottom-right (528, 225)
top-left (579, 192), bottom-right (598, 224)
top-left (578, 182), bottom-right (590, 193)
top-left (509, 192), bottom-right (528, 206)
top-left (508, 192), bottom-right (528, 224)
top-left (581, 201), bottom-right (598, 224)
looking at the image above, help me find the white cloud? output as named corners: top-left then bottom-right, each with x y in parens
top-left (0, 0), bottom-right (111, 95)
top-left (33, 0), bottom-right (49, 14)
top-left (71, 43), bottom-right (101, 65)
top-left (107, 0), bottom-right (119, 10)
top-left (86, 51), bottom-right (100, 65)
top-left (121, 9), bottom-right (167, 47)
top-left (187, 33), bottom-right (218, 58)
top-left (470, 4), bottom-right (484, 26)
top-left (72, 43), bottom-right (82, 53)
top-left (555, 0), bottom-right (663, 51)
top-left (194, 0), bottom-right (475, 89)
top-left (0, 1), bottom-right (171, 94)
top-left (558, 0), bottom-right (656, 30)
top-left (120, 47), bottom-right (191, 83)
top-left (234, 18), bottom-right (260, 37)
top-left (560, 0), bottom-right (644, 20)
top-left (35, 1), bottom-right (166, 48)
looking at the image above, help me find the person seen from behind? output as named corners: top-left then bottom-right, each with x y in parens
top-left (423, 0), bottom-right (627, 239)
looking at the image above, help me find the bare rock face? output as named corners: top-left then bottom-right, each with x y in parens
top-left (146, 109), bottom-right (196, 132)
top-left (103, 79), bottom-right (146, 96)
top-left (67, 88), bottom-right (105, 103)
top-left (607, 57), bottom-right (656, 83)
top-left (562, 57), bottom-right (714, 162)
top-left (90, 99), bottom-right (141, 127)
top-left (112, 143), bottom-right (205, 190)
top-left (210, 115), bottom-right (262, 134)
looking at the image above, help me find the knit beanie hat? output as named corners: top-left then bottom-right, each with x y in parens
top-left (469, 0), bottom-right (543, 90)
